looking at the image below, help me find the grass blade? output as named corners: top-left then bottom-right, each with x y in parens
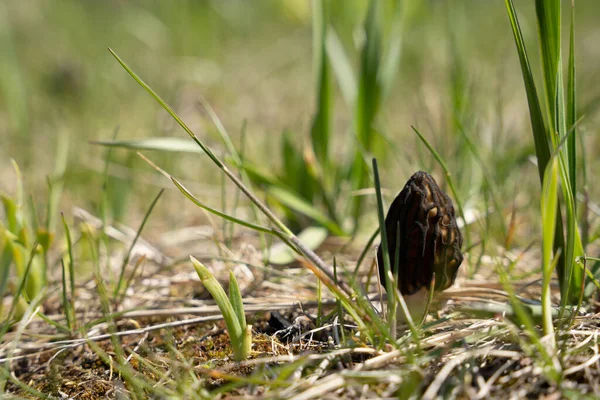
top-left (92, 137), bottom-right (207, 154)
top-left (411, 126), bottom-right (470, 248)
top-left (113, 189), bottom-right (164, 298)
top-left (372, 158), bottom-right (395, 339)
top-left (566, 2), bottom-right (577, 204)
top-left (172, 177), bottom-right (275, 235)
top-left (504, 0), bottom-right (584, 304)
top-left (540, 157), bottom-right (558, 340)
top-left (60, 258), bottom-right (73, 331)
top-left (325, 28), bottom-right (356, 105)
top-left (310, 0), bottom-right (332, 172)
top-left (349, 0), bottom-right (382, 230)
top-left (353, 227), bottom-right (379, 277)
top-left (535, 0), bottom-right (561, 125)
top-left (108, 48), bottom-right (223, 168)
top-left (268, 187), bottom-right (345, 236)
top-left (61, 213), bottom-right (76, 327)
top-left (504, 0), bottom-right (550, 181)
top-left (0, 230), bottom-right (13, 319)
top-left (379, 0), bottom-right (404, 100)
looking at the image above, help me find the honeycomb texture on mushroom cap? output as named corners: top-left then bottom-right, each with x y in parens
top-left (376, 171), bottom-right (463, 295)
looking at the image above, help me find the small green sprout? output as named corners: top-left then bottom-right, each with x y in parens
top-left (191, 256), bottom-right (252, 361)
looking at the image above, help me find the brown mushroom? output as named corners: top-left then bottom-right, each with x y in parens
top-left (376, 171), bottom-right (463, 298)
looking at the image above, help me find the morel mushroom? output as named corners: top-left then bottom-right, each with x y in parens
top-left (376, 171), bottom-right (463, 299)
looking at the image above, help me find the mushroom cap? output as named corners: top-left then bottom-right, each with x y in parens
top-left (376, 171), bottom-right (463, 295)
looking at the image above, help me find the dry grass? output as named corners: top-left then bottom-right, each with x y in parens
top-left (3, 209), bottom-right (600, 399)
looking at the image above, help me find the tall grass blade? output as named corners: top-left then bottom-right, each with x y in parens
top-left (553, 130), bottom-right (584, 308)
top-left (60, 258), bottom-right (73, 331)
top-left (100, 127), bottom-right (118, 283)
top-left (566, 2), bottom-right (577, 204)
top-left (333, 257), bottom-right (346, 344)
top-left (356, 0), bottom-right (381, 148)
top-left (353, 227), bottom-right (379, 276)
top-left (61, 214), bottom-right (76, 326)
top-left (411, 126), bottom-right (470, 248)
top-left (325, 29), bottom-right (356, 105)
top-left (198, 99), bottom-right (271, 256)
top-left (379, 0), bottom-right (404, 100)
top-left (119, 254), bottom-right (146, 305)
top-left (535, 0), bottom-right (561, 126)
top-left (372, 158), bottom-right (395, 339)
top-left (349, 0), bottom-right (382, 229)
top-left (540, 158), bottom-right (558, 340)
top-left (504, 0), bottom-right (586, 303)
top-left (198, 97), bottom-right (244, 167)
top-left (557, 164), bottom-right (584, 308)
top-left (539, 0), bottom-right (584, 307)
top-left (504, 0), bottom-right (550, 181)
top-left (455, 123), bottom-right (507, 239)
top-left (113, 189), bottom-right (164, 298)
top-left (282, 129), bottom-right (314, 206)
top-left (310, 0), bottom-right (332, 173)
top-left (108, 48), bottom-right (223, 168)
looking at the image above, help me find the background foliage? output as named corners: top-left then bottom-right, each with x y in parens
top-left (2, 1), bottom-right (598, 236)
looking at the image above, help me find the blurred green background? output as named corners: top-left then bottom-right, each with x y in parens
top-left (1, 0), bottom-right (599, 237)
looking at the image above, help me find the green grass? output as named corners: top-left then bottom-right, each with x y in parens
top-left (1, 0), bottom-right (600, 398)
